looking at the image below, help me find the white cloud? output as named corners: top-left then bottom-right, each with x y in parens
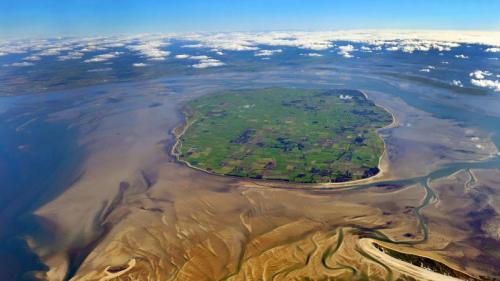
top-left (133, 63), bottom-right (147, 67)
top-left (23, 55), bottom-right (41, 61)
top-left (469, 70), bottom-right (499, 91)
top-left (79, 45), bottom-right (107, 53)
top-left (485, 47), bottom-right (500, 53)
top-left (469, 70), bottom-right (492, 80)
top-left (57, 51), bottom-right (84, 61)
top-left (192, 58), bottom-right (225, 69)
top-left (10, 62), bottom-right (34, 67)
top-left (175, 54), bottom-right (190, 59)
top-left (419, 65), bottom-right (436, 72)
top-left (471, 79), bottom-right (500, 91)
top-left (360, 46), bottom-right (372, 52)
top-left (338, 44), bottom-right (355, 58)
top-left (84, 52), bottom-right (121, 63)
top-left (178, 54), bottom-right (226, 68)
top-left (302, 53), bottom-right (323, 57)
top-left (87, 67), bottom-right (112, 72)
top-left (3, 30), bottom-right (500, 72)
top-left (455, 54), bottom-right (469, 59)
top-left (127, 40), bottom-right (170, 60)
top-left (181, 43), bottom-right (204, 49)
top-left (37, 47), bottom-right (73, 56)
top-left (103, 42), bottom-right (125, 48)
top-left (381, 40), bottom-right (458, 53)
top-left (177, 30), bottom-right (500, 54)
top-left (451, 80), bottom-right (463, 87)
top-left (254, 49), bottom-right (282, 57)
top-left (190, 55), bottom-right (210, 60)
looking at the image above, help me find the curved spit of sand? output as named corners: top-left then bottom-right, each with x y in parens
top-left (171, 90), bottom-right (399, 189)
top-left (358, 239), bottom-right (463, 281)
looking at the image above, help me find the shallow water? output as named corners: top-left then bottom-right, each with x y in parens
top-left (0, 95), bottom-right (83, 280)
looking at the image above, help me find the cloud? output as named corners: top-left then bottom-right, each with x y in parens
top-left (485, 47), bottom-right (500, 53)
top-left (451, 80), bottom-right (463, 87)
top-left (470, 79), bottom-right (500, 91)
top-left (37, 47), bottom-right (73, 56)
top-left (337, 44), bottom-right (355, 58)
top-left (84, 52), bottom-right (121, 63)
top-left (79, 44), bottom-right (107, 53)
top-left (180, 32), bottom-right (333, 51)
top-left (57, 51), bottom-right (84, 61)
top-left (381, 40), bottom-right (459, 53)
top-left (177, 30), bottom-right (500, 53)
top-left (360, 46), bottom-right (372, 52)
top-left (302, 53), bottom-right (323, 57)
top-left (175, 54), bottom-right (226, 68)
top-left (190, 55), bottom-right (210, 60)
top-left (192, 58), bottom-right (225, 69)
top-left (10, 61), bottom-right (34, 67)
top-left (2, 30), bottom-right (500, 73)
top-left (23, 55), bottom-right (41, 61)
top-left (455, 54), bottom-right (469, 59)
top-left (469, 70), bottom-right (499, 91)
top-left (470, 70), bottom-right (492, 80)
top-left (127, 40), bottom-right (170, 60)
top-left (87, 67), bottom-right (112, 72)
top-left (133, 63), bottom-right (147, 67)
top-left (254, 49), bottom-right (282, 57)
top-left (181, 43), bottom-right (204, 49)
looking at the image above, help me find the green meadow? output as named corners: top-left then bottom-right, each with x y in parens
top-left (178, 88), bottom-right (392, 183)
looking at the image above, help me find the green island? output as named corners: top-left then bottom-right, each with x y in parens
top-left (175, 88), bottom-right (393, 183)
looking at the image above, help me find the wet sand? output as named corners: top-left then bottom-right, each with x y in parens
top-left (22, 72), bottom-right (500, 280)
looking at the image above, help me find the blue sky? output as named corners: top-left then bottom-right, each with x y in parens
top-left (1, 0), bottom-right (499, 38)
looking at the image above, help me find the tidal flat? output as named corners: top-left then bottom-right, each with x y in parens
top-left (1, 39), bottom-right (500, 281)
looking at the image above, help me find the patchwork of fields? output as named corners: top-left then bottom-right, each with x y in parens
top-left (177, 88), bottom-right (392, 183)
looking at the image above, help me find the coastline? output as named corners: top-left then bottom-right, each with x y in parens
top-left (358, 238), bottom-right (469, 281)
top-left (170, 90), bottom-right (398, 189)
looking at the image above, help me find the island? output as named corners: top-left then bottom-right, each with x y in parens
top-left (173, 88), bottom-right (393, 183)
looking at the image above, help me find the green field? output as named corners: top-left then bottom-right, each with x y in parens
top-left (177, 88), bottom-right (392, 183)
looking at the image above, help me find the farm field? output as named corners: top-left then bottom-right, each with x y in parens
top-left (177, 88), bottom-right (393, 183)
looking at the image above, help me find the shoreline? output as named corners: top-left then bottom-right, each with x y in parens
top-left (170, 89), bottom-right (399, 189)
top-left (358, 238), bottom-right (475, 281)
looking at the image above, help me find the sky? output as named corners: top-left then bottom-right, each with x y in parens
top-left (1, 0), bottom-right (499, 38)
